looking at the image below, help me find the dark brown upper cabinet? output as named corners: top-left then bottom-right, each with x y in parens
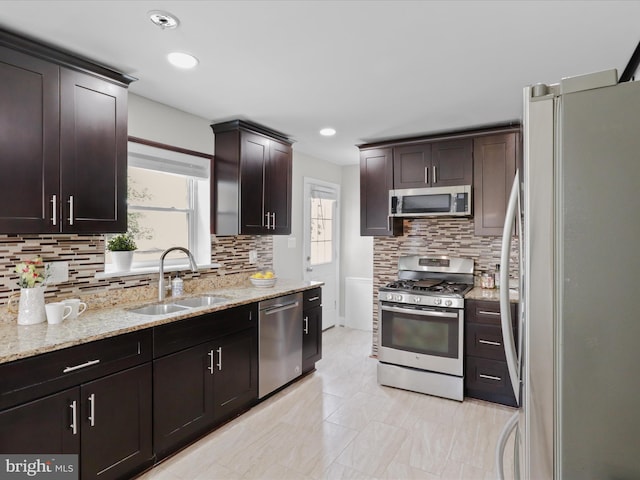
top-left (211, 120), bottom-right (293, 236)
top-left (360, 124), bottom-right (519, 236)
top-left (360, 147), bottom-right (403, 236)
top-left (393, 143), bottom-right (432, 189)
top-left (431, 138), bottom-right (473, 186)
top-left (0, 30), bottom-right (134, 234)
top-left (393, 139), bottom-right (472, 189)
top-left (473, 132), bottom-right (520, 236)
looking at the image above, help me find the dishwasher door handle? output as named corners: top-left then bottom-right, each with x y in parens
top-left (262, 301), bottom-right (299, 316)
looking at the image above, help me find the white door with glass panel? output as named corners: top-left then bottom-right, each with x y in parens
top-left (303, 179), bottom-right (339, 330)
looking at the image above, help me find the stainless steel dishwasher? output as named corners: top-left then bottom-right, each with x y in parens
top-left (258, 292), bottom-right (303, 398)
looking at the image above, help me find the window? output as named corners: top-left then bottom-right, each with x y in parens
top-left (309, 195), bottom-right (336, 266)
top-left (104, 140), bottom-right (211, 273)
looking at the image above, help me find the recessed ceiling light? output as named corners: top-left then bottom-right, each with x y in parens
top-left (320, 128), bottom-right (336, 136)
top-left (167, 52), bottom-right (199, 69)
top-left (148, 10), bottom-right (180, 30)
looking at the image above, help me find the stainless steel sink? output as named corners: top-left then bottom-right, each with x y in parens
top-left (128, 303), bottom-right (191, 316)
top-left (173, 295), bottom-right (228, 308)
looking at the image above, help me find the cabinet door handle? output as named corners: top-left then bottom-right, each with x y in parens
top-left (63, 359), bottom-right (100, 373)
top-left (265, 212), bottom-right (271, 229)
top-left (308, 296), bottom-right (320, 302)
top-left (478, 310), bottom-right (501, 317)
top-left (51, 195), bottom-right (57, 226)
top-left (216, 347), bottom-right (222, 371)
top-left (479, 339), bottom-right (502, 347)
top-left (67, 195), bottom-right (74, 225)
top-left (208, 350), bottom-right (215, 374)
top-left (433, 165), bottom-right (437, 184)
top-left (303, 316), bottom-right (309, 334)
top-left (70, 400), bottom-right (78, 435)
top-left (271, 212), bottom-right (276, 230)
top-left (88, 393), bottom-right (96, 427)
top-left (479, 374), bottom-right (502, 382)
top-left (424, 166), bottom-right (429, 184)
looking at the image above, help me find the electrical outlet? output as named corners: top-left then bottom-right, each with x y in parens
top-left (45, 261), bottom-right (69, 284)
top-left (249, 250), bottom-right (258, 264)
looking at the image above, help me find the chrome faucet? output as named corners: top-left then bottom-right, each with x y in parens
top-left (158, 247), bottom-right (198, 301)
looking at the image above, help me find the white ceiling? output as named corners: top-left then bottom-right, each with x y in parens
top-left (1, 1), bottom-right (639, 165)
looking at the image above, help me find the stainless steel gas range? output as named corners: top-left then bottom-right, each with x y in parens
top-left (377, 255), bottom-right (474, 401)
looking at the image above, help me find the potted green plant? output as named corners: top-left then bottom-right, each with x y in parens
top-left (107, 233), bottom-right (137, 271)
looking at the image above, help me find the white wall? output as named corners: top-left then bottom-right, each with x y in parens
top-left (340, 165), bottom-right (373, 278)
top-left (128, 94), bottom-right (213, 154)
top-left (339, 165), bottom-right (373, 316)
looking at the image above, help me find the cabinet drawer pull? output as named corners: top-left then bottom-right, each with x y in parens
top-left (216, 347), bottom-right (223, 371)
top-left (478, 310), bottom-right (501, 316)
top-left (479, 339), bottom-right (502, 347)
top-left (63, 359), bottom-right (100, 373)
top-left (303, 316), bottom-right (309, 334)
top-left (479, 374), bottom-right (502, 381)
top-left (51, 195), bottom-right (57, 226)
top-left (88, 393), bottom-right (96, 427)
top-left (208, 350), bottom-right (215, 374)
top-left (70, 400), bottom-right (78, 435)
top-left (308, 296), bottom-right (320, 302)
top-left (68, 195), bottom-right (74, 226)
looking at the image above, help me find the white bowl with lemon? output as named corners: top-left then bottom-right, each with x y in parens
top-left (250, 270), bottom-right (277, 288)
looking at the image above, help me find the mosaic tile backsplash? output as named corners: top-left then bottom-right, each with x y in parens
top-left (371, 217), bottom-right (520, 354)
top-left (0, 234), bottom-right (272, 310)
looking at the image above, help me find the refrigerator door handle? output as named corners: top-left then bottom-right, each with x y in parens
top-left (496, 411), bottom-right (519, 480)
top-left (500, 171), bottom-right (521, 405)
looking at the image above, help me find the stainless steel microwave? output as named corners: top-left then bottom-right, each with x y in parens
top-left (389, 185), bottom-right (472, 217)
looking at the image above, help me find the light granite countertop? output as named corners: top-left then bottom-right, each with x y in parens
top-left (465, 286), bottom-right (520, 303)
top-left (0, 279), bottom-right (322, 365)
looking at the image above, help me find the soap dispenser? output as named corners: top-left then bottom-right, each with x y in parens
top-left (171, 274), bottom-right (183, 297)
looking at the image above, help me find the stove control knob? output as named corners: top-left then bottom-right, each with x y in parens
top-left (386, 293), bottom-right (394, 301)
top-left (434, 298), bottom-right (442, 305)
top-left (394, 294), bottom-right (403, 302)
top-left (445, 299), bottom-right (453, 307)
top-left (413, 296), bottom-right (421, 303)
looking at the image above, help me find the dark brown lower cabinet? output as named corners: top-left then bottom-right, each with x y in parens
top-left (302, 306), bottom-right (322, 373)
top-left (0, 364), bottom-right (152, 480)
top-left (464, 299), bottom-right (518, 407)
top-left (81, 364), bottom-right (152, 479)
top-left (0, 388), bottom-right (80, 454)
top-left (212, 329), bottom-right (258, 424)
top-left (153, 343), bottom-right (215, 458)
top-left (302, 288), bottom-right (323, 373)
top-left (152, 306), bottom-right (258, 460)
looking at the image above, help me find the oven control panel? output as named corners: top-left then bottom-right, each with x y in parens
top-left (378, 291), bottom-right (463, 309)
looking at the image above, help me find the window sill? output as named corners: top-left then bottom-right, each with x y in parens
top-left (95, 263), bottom-right (221, 280)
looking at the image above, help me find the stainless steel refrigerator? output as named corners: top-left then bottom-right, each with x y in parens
top-left (496, 70), bottom-right (640, 479)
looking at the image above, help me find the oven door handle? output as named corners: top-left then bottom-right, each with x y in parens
top-left (380, 305), bottom-right (458, 318)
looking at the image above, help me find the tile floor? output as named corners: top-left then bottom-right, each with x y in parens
top-left (138, 326), bottom-right (516, 480)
